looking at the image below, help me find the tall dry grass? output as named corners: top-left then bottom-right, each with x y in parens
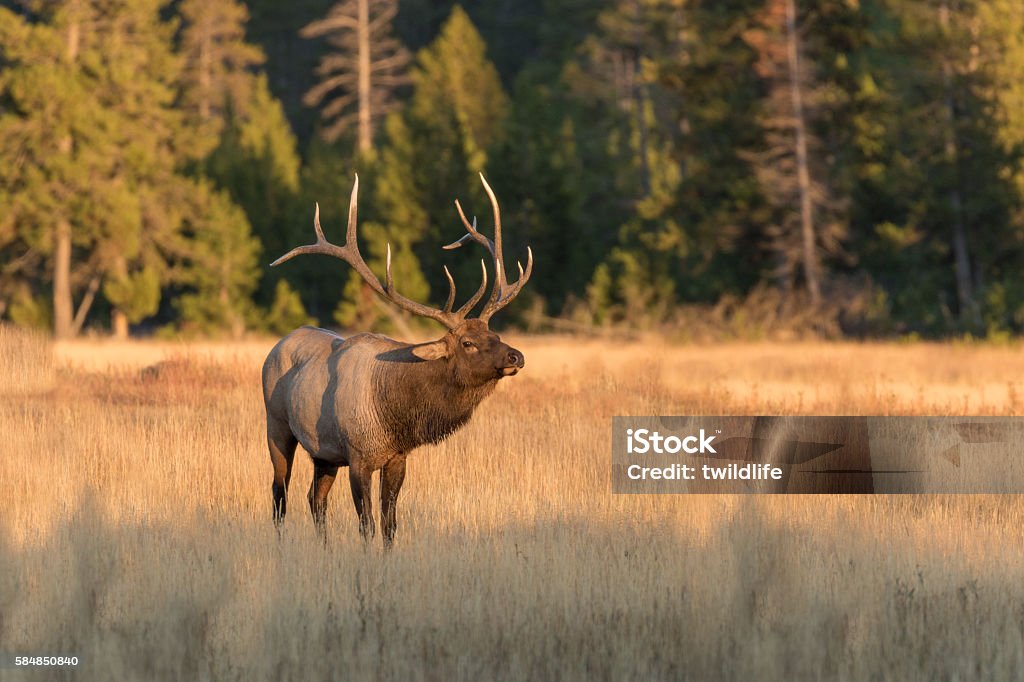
top-left (3, 329), bottom-right (1024, 679)
top-left (0, 324), bottom-right (53, 395)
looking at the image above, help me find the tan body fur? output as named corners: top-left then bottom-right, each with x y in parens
top-left (263, 327), bottom-right (399, 470)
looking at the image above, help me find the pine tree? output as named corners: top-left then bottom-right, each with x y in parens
top-left (301, 0), bottom-right (410, 150)
top-left (979, 1), bottom-right (1024, 159)
top-left (742, 0), bottom-right (847, 305)
top-left (333, 117), bottom-right (431, 332)
top-left (1, 0), bottom-right (94, 338)
top-left (239, 0), bottom-right (325, 147)
top-left (205, 74), bottom-right (302, 303)
top-left (265, 279), bottom-right (315, 334)
top-left (355, 6), bottom-right (509, 328)
top-left (487, 79), bottom-right (591, 316)
top-left (856, 0), bottom-right (1019, 333)
top-left (928, 0), bottom-right (978, 326)
top-left (960, 0), bottom-right (1024, 331)
top-left (178, 0), bottom-right (265, 145)
top-left (562, 0), bottom-right (709, 325)
top-left (285, 146), bottom-right (364, 321)
top-left (173, 181), bottom-right (261, 338)
top-left (0, 0), bottom-right (195, 338)
top-left (0, 0), bottom-right (269, 338)
top-left (177, 1), bottom-right (306, 329)
top-left (318, 6), bottom-right (509, 330)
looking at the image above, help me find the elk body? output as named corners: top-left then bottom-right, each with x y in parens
top-left (262, 175), bottom-right (532, 545)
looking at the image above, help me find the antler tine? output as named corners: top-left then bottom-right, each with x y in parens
top-left (479, 173), bottom-right (507, 294)
top-left (270, 200), bottom-right (356, 267)
top-left (442, 266), bottom-right (456, 313)
top-left (273, 175), bottom-right (530, 331)
top-left (480, 246), bottom-right (533, 323)
top-left (313, 202), bottom-right (325, 241)
top-left (448, 181), bottom-right (503, 309)
top-left (444, 177), bottom-right (534, 323)
top-left (274, 175), bottom-right (460, 327)
top-left (384, 243), bottom-right (472, 328)
top-left (344, 173), bottom-right (359, 246)
top-left (454, 260), bottom-right (488, 317)
top-left (446, 204), bottom-right (495, 259)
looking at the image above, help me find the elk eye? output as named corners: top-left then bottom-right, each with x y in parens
top-left (462, 341), bottom-right (475, 349)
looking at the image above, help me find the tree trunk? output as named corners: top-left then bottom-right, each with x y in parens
top-left (939, 1), bottom-right (977, 327)
top-left (53, 219), bottom-right (73, 339)
top-left (629, 0), bottom-right (651, 198)
top-left (111, 256), bottom-right (129, 339)
top-left (785, 0), bottom-right (820, 304)
top-left (357, 0), bottom-right (372, 153)
top-left (634, 79), bottom-right (652, 198)
top-left (66, 10), bottom-right (80, 60)
top-left (54, 15), bottom-right (81, 339)
top-left (112, 310), bottom-right (128, 339)
top-left (71, 277), bottom-right (100, 336)
top-left (199, 25), bottom-right (211, 120)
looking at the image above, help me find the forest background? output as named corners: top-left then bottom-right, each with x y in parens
top-left (2, 0), bottom-right (1023, 341)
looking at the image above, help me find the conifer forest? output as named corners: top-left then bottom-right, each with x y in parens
top-left (2, 0), bottom-right (1023, 340)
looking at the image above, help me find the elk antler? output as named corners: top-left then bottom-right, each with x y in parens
top-left (445, 174), bottom-right (533, 323)
top-left (271, 175), bottom-right (488, 330)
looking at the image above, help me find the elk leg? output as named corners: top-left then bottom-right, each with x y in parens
top-left (268, 421), bottom-right (297, 526)
top-left (380, 455), bottom-right (407, 547)
top-left (308, 462), bottom-right (338, 539)
top-left (349, 462), bottom-right (376, 540)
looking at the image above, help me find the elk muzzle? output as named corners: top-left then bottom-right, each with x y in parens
top-left (500, 348), bottom-right (525, 377)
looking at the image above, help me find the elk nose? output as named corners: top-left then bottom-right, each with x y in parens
top-left (506, 350), bottom-right (524, 368)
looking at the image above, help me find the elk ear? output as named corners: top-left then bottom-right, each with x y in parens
top-left (410, 340), bottom-right (450, 361)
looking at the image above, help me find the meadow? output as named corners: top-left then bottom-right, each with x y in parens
top-left (3, 325), bottom-right (1024, 679)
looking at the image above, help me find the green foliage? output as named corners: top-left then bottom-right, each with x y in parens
top-left (588, 246), bottom-right (676, 329)
top-left (586, 262), bottom-right (613, 325)
top-left (560, 0), bottom-right (763, 324)
top-left (278, 144), bottom-right (363, 321)
top-left (3, 0), bottom-right (1024, 339)
top-left (487, 78), bottom-right (594, 315)
top-left (0, 0), bottom-right (197, 336)
top-left (206, 73), bottom-right (301, 200)
top-left (206, 73), bottom-right (302, 307)
top-left (178, 0), bottom-right (265, 145)
top-left (333, 6), bottom-right (508, 328)
top-left (175, 1), bottom-right (298, 334)
top-left (845, 0), bottom-right (1024, 334)
top-left (173, 184), bottom-right (261, 337)
top-left (333, 270), bottom-right (378, 330)
top-left (244, 0), bottom-right (331, 149)
top-left (409, 6), bottom-right (507, 173)
top-left (7, 288), bottom-right (51, 331)
top-left (103, 267), bottom-right (161, 324)
top-left (264, 279), bottom-right (315, 334)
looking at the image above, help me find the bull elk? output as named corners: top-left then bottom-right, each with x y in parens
top-left (262, 174), bottom-right (532, 545)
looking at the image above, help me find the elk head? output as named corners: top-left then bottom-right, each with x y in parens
top-left (271, 174), bottom-right (532, 385)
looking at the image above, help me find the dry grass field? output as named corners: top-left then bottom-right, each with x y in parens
top-left (3, 325), bottom-right (1024, 679)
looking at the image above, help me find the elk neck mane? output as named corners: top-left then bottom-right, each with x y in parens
top-left (370, 345), bottom-right (497, 452)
